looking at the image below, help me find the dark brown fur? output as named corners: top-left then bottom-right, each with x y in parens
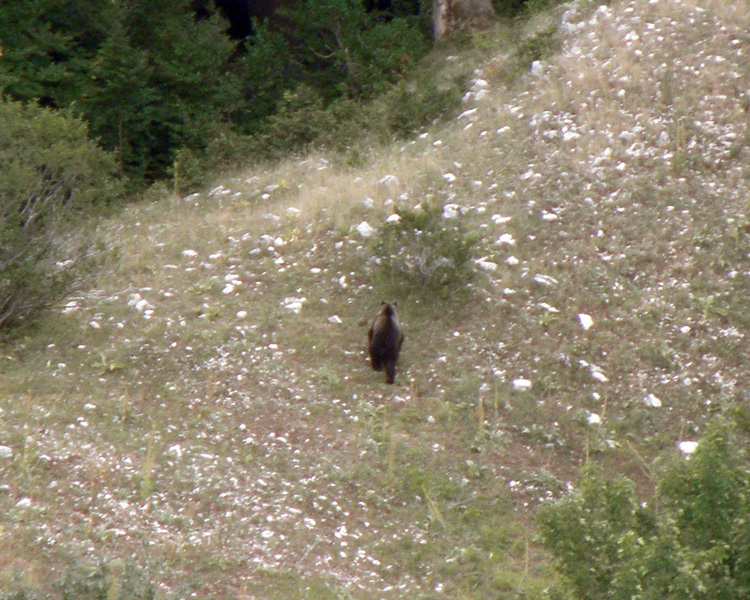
top-left (368, 301), bottom-right (404, 384)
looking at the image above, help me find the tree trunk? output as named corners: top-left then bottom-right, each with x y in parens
top-left (432, 0), bottom-right (496, 38)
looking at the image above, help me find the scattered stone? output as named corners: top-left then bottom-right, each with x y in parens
top-left (677, 441), bottom-right (698, 455)
top-left (533, 274), bottom-right (559, 287)
top-left (356, 221), bottom-right (375, 238)
top-left (578, 313), bottom-right (594, 330)
top-left (442, 204), bottom-right (460, 218)
top-left (475, 258), bottom-right (498, 272)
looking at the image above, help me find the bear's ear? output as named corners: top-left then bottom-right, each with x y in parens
top-left (380, 300), bottom-right (387, 305)
top-left (392, 301), bottom-right (398, 307)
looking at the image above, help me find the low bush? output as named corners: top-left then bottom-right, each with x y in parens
top-left (1, 559), bottom-right (156, 600)
top-left (0, 100), bottom-right (120, 331)
top-left (372, 202), bottom-right (479, 297)
top-left (537, 415), bottom-right (750, 600)
top-left (381, 72), bottom-right (468, 139)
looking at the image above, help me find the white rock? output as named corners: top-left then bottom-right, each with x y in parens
top-left (443, 173), bottom-right (457, 184)
top-left (587, 412), bottom-right (602, 425)
top-left (83, 403), bottom-right (97, 412)
top-left (386, 213), bottom-right (401, 224)
top-left (442, 204), bottom-right (460, 218)
top-left (533, 274), bottom-right (559, 286)
top-left (578, 313), bottom-right (594, 330)
top-left (377, 174), bottom-right (399, 188)
top-left (530, 60), bottom-right (544, 77)
top-left (0, 445), bottom-right (13, 459)
top-left (328, 315), bottom-right (343, 324)
top-left (237, 310), bottom-right (248, 319)
top-left (15, 498), bottom-right (32, 509)
top-left (506, 256), bottom-right (520, 266)
top-left (182, 249), bottom-right (198, 258)
top-left (128, 293), bottom-right (154, 313)
top-left (63, 300), bottom-right (81, 314)
top-left (208, 185), bottom-right (231, 197)
top-left (643, 393), bottom-right (662, 408)
top-left (356, 221), bottom-right (375, 238)
top-left (590, 366), bottom-right (609, 382)
top-left (492, 214), bottom-right (512, 225)
top-left (282, 297), bottom-right (307, 314)
top-left (475, 258), bottom-right (498, 272)
top-left (512, 378), bottom-right (532, 391)
top-left (458, 108), bottom-right (478, 120)
top-left (497, 233), bottom-right (516, 246)
top-left (677, 441), bottom-right (698, 455)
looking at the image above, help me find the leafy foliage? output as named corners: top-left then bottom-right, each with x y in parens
top-left (1, 559), bottom-right (156, 600)
top-left (537, 417), bottom-right (750, 600)
top-left (0, 0), bottom-right (431, 185)
top-left (274, 0), bottom-right (428, 99)
top-left (0, 99), bottom-right (119, 330)
top-left (79, 0), bottom-right (241, 182)
top-left (383, 71), bottom-right (467, 138)
top-left (372, 203), bottom-right (478, 296)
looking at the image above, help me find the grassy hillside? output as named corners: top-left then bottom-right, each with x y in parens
top-left (2, 0), bottom-right (749, 597)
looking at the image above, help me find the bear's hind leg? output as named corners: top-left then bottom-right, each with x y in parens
top-left (385, 361), bottom-right (397, 384)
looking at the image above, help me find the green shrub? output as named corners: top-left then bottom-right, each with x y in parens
top-left (537, 417), bottom-right (750, 600)
top-left (383, 72), bottom-right (467, 139)
top-left (0, 559), bottom-right (155, 600)
top-left (266, 85), bottom-right (337, 155)
top-left (372, 203), bottom-right (478, 297)
top-left (0, 99), bottom-right (120, 330)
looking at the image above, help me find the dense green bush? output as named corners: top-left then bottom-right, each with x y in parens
top-left (372, 203), bottom-right (478, 296)
top-left (537, 416), bottom-right (750, 600)
top-left (0, 100), bottom-right (120, 330)
top-left (382, 72), bottom-right (467, 139)
top-left (1, 559), bottom-right (156, 600)
top-left (0, 0), bottom-right (431, 186)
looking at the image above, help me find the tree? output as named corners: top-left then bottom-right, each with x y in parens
top-left (81, 0), bottom-right (241, 181)
top-left (268, 0), bottom-right (429, 100)
top-left (432, 0), bottom-right (496, 38)
top-left (0, 0), bottom-right (113, 107)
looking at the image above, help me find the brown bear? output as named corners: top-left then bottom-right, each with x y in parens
top-left (368, 301), bottom-right (404, 384)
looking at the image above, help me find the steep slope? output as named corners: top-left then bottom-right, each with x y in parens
top-left (1, 0), bottom-right (749, 597)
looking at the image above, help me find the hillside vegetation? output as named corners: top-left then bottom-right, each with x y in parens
top-left (1, 0), bottom-right (749, 597)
